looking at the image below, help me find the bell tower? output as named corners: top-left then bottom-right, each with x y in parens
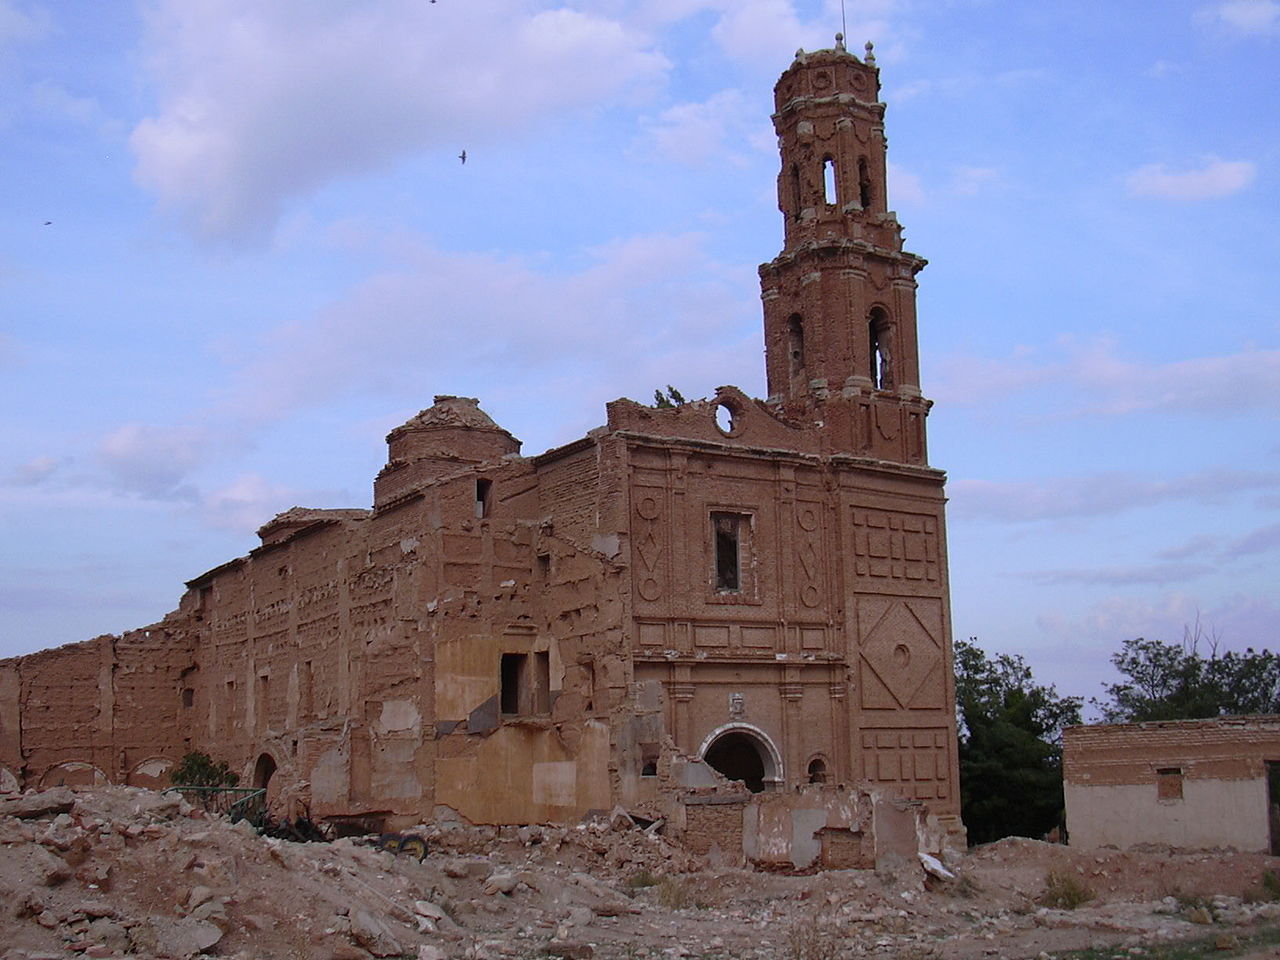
top-left (760, 37), bottom-right (931, 465)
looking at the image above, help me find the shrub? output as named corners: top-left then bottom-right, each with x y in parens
top-left (1037, 871), bottom-right (1094, 910)
top-left (169, 751), bottom-right (239, 788)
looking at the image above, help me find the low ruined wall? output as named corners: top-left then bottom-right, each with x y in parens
top-left (1065, 778), bottom-right (1266, 851)
top-left (1064, 717), bottom-right (1280, 852)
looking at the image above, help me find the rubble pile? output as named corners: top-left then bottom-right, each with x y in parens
top-left (3, 786), bottom-right (1280, 960)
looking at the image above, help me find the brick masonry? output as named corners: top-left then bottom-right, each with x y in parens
top-left (0, 40), bottom-right (963, 853)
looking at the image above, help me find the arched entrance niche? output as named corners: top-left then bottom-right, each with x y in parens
top-left (698, 723), bottom-right (784, 793)
top-left (39, 761), bottom-right (108, 789)
top-left (253, 752), bottom-right (277, 792)
top-left (126, 756), bottom-right (175, 789)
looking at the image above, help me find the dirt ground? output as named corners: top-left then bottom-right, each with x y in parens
top-left (3, 786), bottom-right (1280, 960)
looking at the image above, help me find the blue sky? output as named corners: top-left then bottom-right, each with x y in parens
top-left (2, 0), bottom-right (1277, 705)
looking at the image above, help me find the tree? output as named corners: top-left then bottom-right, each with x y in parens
top-left (169, 751), bottom-right (239, 788)
top-left (954, 638), bottom-right (1082, 845)
top-left (652, 385), bottom-right (686, 408)
top-left (1096, 629), bottom-right (1280, 723)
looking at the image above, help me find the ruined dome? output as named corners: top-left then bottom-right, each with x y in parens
top-left (375, 396), bottom-right (521, 507)
top-left (385, 396), bottom-right (521, 464)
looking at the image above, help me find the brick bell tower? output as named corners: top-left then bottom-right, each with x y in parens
top-left (761, 37), bottom-right (931, 465)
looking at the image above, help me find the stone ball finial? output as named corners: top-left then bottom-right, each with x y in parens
top-left (864, 40), bottom-right (876, 64)
top-left (795, 47), bottom-right (805, 58)
top-left (835, 32), bottom-right (845, 50)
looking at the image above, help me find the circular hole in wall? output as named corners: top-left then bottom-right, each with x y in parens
top-left (714, 403), bottom-right (736, 435)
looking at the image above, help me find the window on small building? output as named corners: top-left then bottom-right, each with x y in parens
top-left (475, 478), bottom-right (493, 518)
top-left (808, 758), bottom-right (828, 784)
top-left (500, 653), bottom-right (524, 715)
top-left (1156, 767), bottom-right (1184, 801)
top-left (713, 512), bottom-right (744, 592)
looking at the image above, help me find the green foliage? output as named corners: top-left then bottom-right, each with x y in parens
top-left (1037, 871), bottom-right (1094, 910)
top-left (169, 751), bottom-right (239, 788)
top-left (1096, 628), bottom-right (1280, 723)
top-left (954, 638), bottom-right (1082, 845)
top-left (653, 385), bottom-right (687, 408)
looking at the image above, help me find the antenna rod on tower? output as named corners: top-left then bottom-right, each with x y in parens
top-left (841, 0), bottom-right (847, 39)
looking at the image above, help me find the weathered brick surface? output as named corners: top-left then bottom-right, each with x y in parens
top-left (0, 42), bottom-right (962, 851)
top-left (1064, 716), bottom-right (1280, 785)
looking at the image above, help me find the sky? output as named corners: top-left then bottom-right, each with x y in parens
top-left (1, 0), bottom-right (1277, 708)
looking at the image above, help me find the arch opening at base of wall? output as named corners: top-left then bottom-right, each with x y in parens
top-left (698, 723), bottom-right (784, 793)
top-left (253, 752), bottom-right (277, 791)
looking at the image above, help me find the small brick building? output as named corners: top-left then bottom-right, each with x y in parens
top-left (1064, 716), bottom-right (1280, 853)
top-left (0, 40), bottom-right (963, 860)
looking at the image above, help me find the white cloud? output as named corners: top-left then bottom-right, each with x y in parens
top-left (951, 469), bottom-right (1280, 523)
top-left (96, 422), bottom-right (215, 499)
top-left (952, 166), bottom-right (998, 196)
top-left (130, 1), bottom-right (670, 245)
top-left (201, 474), bottom-right (315, 534)
top-left (8, 455), bottom-right (59, 486)
top-left (1038, 592), bottom-right (1280, 653)
top-left (1028, 563), bottom-right (1214, 587)
top-left (887, 162), bottom-right (924, 207)
top-left (931, 341), bottom-right (1280, 415)
top-left (1199, 0), bottom-right (1280, 34)
top-left (640, 89), bottom-right (767, 166)
top-left (0, 0), bottom-right (45, 46)
top-left (217, 229), bottom-right (759, 449)
top-left (1126, 158), bottom-right (1256, 200)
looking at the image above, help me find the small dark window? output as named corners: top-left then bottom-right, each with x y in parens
top-left (500, 653), bottom-right (524, 715)
top-left (181, 688), bottom-right (194, 709)
top-left (641, 761), bottom-right (658, 777)
top-left (808, 758), bottom-right (828, 784)
top-left (858, 156), bottom-right (872, 209)
top-left (475, 478), bottom-right (493, 518)
top-left (537, 553), bottom-right (551, 580)
top-left (500, 651), bottom-right (550, 717)
top-left (713, 513), bottom-right (742, 592)
top-left (1156, 767), bottom-right (1184, 801)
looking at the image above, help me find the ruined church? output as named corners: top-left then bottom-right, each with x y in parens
top-left (0, 41), bottom-right (963, 862)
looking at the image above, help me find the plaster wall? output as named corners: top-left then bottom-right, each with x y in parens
top-left (1066, 779), bottom-right (1268, 851)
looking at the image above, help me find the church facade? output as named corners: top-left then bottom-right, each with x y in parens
top-left (1, 41), bottom-right (963, 856)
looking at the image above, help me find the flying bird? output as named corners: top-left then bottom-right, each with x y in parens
top-left (43, 221), bottom-right (52, 226)
top-left (459, 150), bottom-right (466, 164)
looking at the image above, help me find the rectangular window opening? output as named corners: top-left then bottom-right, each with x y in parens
top-left (500, 653), bottom-right (525, 715)
top-left (500, 650), bottom-right (551, 717)
top-left (713, 512), bottom-right (743, 592)
top-left (536, 553), bottom-right (551, 580)
top-left (181, 688), bottom-right (194, 709)
top-left (1156, 766), bottom-right (1184, 801)
top-left (476, 478), bottom-right (493, 519)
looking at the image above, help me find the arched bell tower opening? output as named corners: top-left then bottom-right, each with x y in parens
top-left (699, 723), bottom-right (784, 793)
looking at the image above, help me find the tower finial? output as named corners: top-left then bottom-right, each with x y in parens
top-left (835, 32), bottom-right (845, 51)
top-left (864, 40), bottom-right (876, 65)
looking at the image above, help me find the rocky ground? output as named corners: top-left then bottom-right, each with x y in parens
top-left (3, 786), bottom-right (1280, 960)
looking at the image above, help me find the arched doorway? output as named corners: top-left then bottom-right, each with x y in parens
top-left (253, 752), bottom-right (277, 791)
top-left (699, 724), bottom-right (783, 793)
